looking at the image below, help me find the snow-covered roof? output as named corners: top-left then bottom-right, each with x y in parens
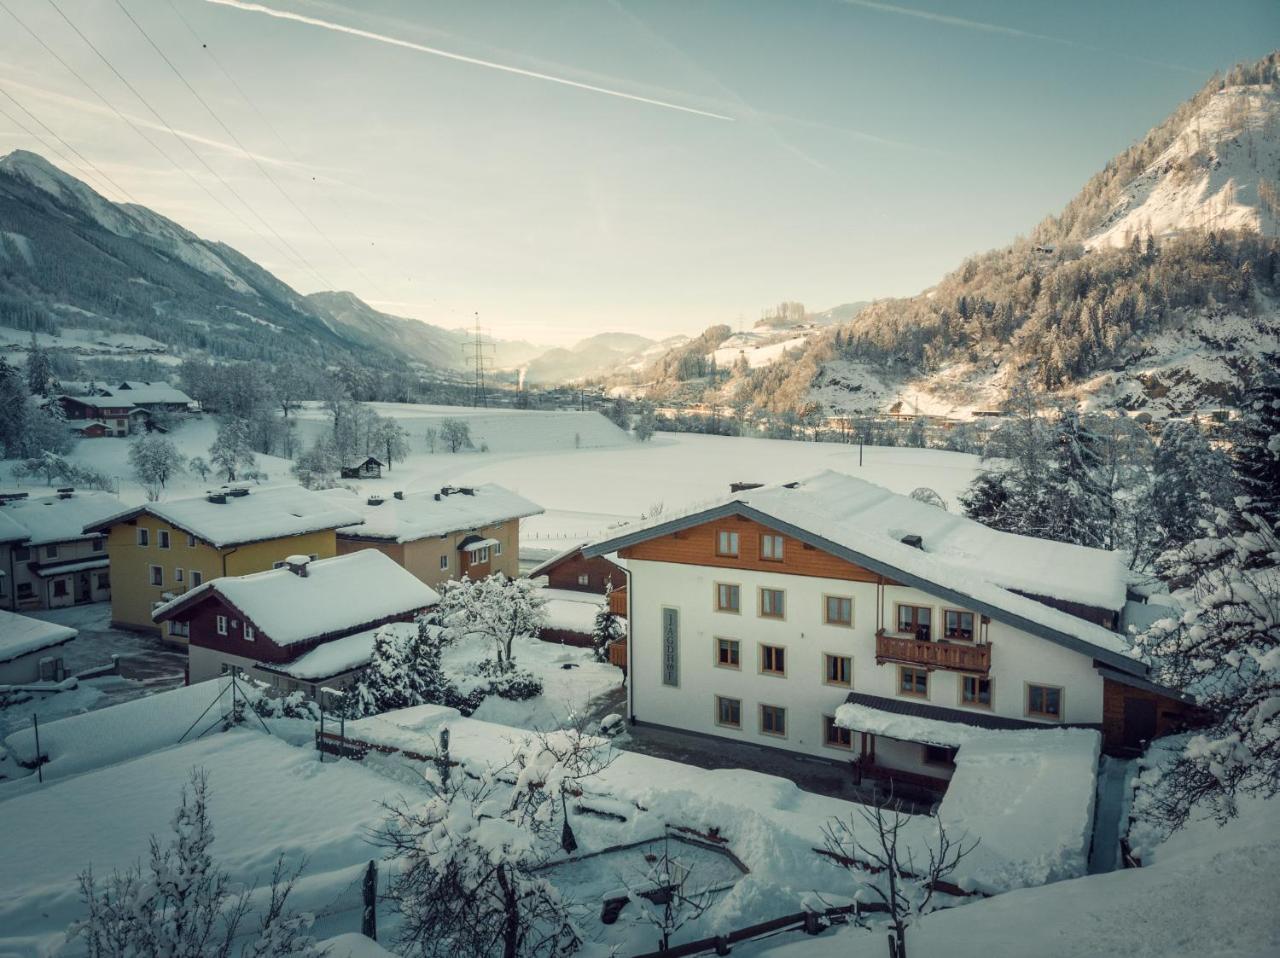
top-left (0, 610), bottom-right (77, 663)
top-left (265, 621), bottom-right (418, 681)
top-left (112, 381), bottom-right (193, 405)
top-left (32, 557), bottom-right (110, 577)
top-left (87, 485), bottom-right (365, 549)
top-left (0, 490), bottom-right (121, 546)
top-left (836, 694), bottom-right (1073, 747)
top-left (585, 471), bottom-right (1139, 671)
top-left (152, 550), bottom-right (439, 647)
top-left (0, 508), bottom-right (28, 544)
top-left (329, 483), bottom-right (543, 544)
top-left (60, 394), bottom-right (137, 409)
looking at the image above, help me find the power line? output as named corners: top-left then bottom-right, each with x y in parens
top-left (110, 0), bottom-right (336, 291)
top-left (0, 83), bottom-right (135, 201)
top-left (42, 0), bottom-right (324, 283)
top-left (0, 0), bottom-right (295, 266)
top-left (161, 0), bottom-right (387, 299)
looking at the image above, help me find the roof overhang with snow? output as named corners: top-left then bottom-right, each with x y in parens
top-left (836, 692), bottom-right (1094, 747)
top-left (585, 499), bottom-right (1146, 676)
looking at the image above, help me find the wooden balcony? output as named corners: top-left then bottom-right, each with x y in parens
top-left (875, 631), bottom-right (991, 673)
top-left (608, 585), bottom-right (628, 617)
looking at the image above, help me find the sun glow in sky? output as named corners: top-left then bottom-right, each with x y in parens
top-left (1, 0), bottom-right (1276, 343)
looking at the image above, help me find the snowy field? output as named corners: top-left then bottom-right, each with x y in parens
top-left (1, 409), bottom-right (983, 561)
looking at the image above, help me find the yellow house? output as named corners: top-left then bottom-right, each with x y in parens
top-left (85, 485), bottom-right (365, 639)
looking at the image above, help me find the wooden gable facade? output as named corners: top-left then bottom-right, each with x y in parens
top-left (617, 512), bottom-right (896, 585)
top-left (535, 548), bottom-right (626, 594)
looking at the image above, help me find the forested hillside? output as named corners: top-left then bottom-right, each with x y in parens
top-left (626, 52), bottom-right (1280, 420)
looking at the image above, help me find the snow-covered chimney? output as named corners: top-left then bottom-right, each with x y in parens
top-left (393, 490), bottom-right (405, 500)
top-left (206, 492), bottom-right (227, 504)
top-left (900, 534), bottom-right (924, 550)
top-left (284, 554), bottom-right (312, 577)
top-left (367, 496), bottom-right (384, 507)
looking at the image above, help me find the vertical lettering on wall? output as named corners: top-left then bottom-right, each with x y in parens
top-left (661, 606), bottom-right (679, 687)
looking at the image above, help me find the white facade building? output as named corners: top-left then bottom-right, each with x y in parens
top-left (587, 472), bottom-right (1194, 789)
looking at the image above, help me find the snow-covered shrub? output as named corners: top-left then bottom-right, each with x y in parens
top-left (349, 621), bottom-right (472, 718)
top-left (70, 771), bottom-right (323, 958)
top-left (472, 658), bottom-right (543, 701)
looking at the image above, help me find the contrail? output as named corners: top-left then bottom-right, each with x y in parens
top-left (838, 0), bottom-right (1205, 76)
top-left (203, 0), bottom-right (735, 121)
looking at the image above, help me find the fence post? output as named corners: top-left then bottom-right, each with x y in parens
top-left (318, 701), bottom-right (325, 763)
top-left (361, 860), bottom-right (378, 940)
top-left (32, 713), bottom-right (43, 784)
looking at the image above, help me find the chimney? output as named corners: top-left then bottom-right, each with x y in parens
top-left (206, 493), bottom-right (227, 504)
top-left (367, 496), bottom-right (384, 507)
top-left (393, 490), bottom-right (405, 500)
top-left (433, 493), bottom-right (441, 501)
top-left (57, 487), bottom-right (75, 499)
top-left (284, 554), bottom-right (312, 577)
top-left (458, 487), bottom-right (475, 496)
top-left (229, 486), bottom-right (250, 497)
top-left (900, 534), bottom-right (924, 550)
top-left (729, 481), bottom-right (763, 493)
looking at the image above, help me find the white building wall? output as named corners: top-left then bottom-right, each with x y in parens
top-left (187, 644), bottom-right (358, 698)
top-left (627, 559), bottom-right (1105, 767)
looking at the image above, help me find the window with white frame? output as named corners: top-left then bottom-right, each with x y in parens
top-left (216, 614), bottom-right (228, 636)
top-left (191, 571), bottom-right (203, 587)
top-left (440, 554), bottom-right (450, 571)
top-left (577, 573), bottom-right (590, 586)
top-left (159, 530), bottom-right (170, 550)
top-left (148, 565), bottom-right (163, 587)
top-left (137, 527), bottom-right (150, 547)
top-left (244, 624), bottom-right (256, 642)
top-left (175, 568), bottom-right (184, 584)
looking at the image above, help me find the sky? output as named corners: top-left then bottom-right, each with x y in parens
top-left (0, 1), bottom-right (1277, 345)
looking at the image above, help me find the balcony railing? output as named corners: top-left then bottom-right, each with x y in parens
top-left (876, 631), bottom-right (991, 673)
top-left (608, 586), bottom-right (628, 617)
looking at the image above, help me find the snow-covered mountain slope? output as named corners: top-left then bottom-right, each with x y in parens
top-left (1087, 83), bottom-right (1280, 248)
top-left (0, 149), bottom-right (541, 372)
top-left (802, 53), bottom-right (1280, 421)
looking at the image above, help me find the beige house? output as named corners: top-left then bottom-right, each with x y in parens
top-left (328, 484), bottom-right (543, 589)
top-left (0, 490), bottom-right (122, 610)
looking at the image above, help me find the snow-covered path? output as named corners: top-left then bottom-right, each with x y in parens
top-left (1089, 755), bottom-right (1133, 874)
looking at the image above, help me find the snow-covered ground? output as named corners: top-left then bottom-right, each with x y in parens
top-left (1, 415), bottom-right (982, 562)
top-left (738, 791), bottom-right (1280, 958)
top-left (0, 684), bottom-right (1114, 956)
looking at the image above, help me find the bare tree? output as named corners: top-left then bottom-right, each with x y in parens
top-left (821, 793), bottom-right (977, 958)
top-left (625, 830), bottom-right (716, 952)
